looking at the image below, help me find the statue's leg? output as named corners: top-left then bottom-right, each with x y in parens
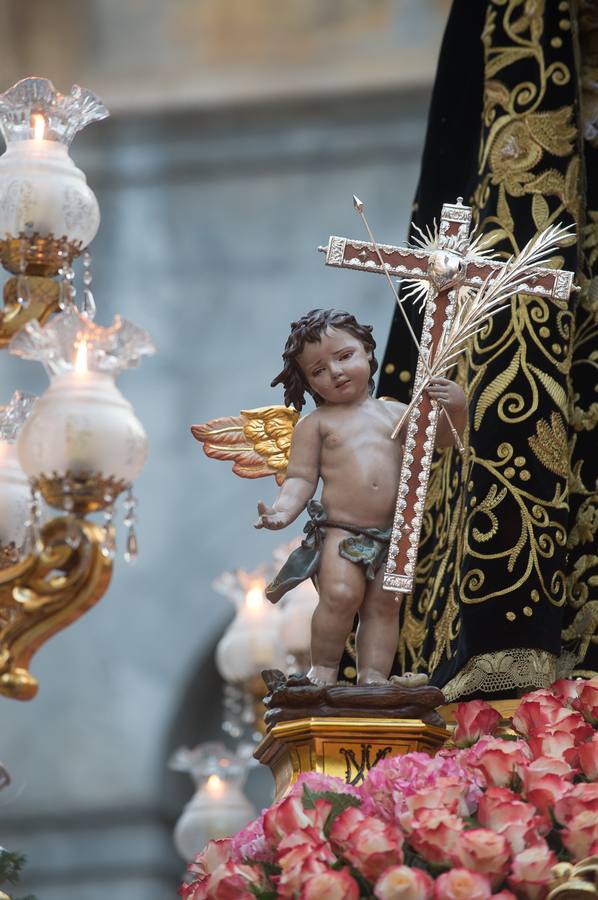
top-left (356, 569), bottom-right (402, 684)
top-left (308, 528), bottom-right (366, 685)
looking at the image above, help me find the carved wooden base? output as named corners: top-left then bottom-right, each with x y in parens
top-left (254, 716), bottom-right (450, 801)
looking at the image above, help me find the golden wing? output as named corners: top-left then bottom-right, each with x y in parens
top-left (190, 405), bottom-right (300, 485)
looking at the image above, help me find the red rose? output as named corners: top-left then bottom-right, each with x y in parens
top-left (329, 806), bottom-right (404, 882)
top-left (477, 787), bottom-right (547, 853)
top-left (574, 679), bottom-right (598, 724)
top-left (301, 868), bottom-right (360, 899)
top-left (451, 828), bottom-right (510, 887)
top-left (433, 868), bottom-right (492, 899)
top-left (408, 808), bottom-right (463, 866)
top-left (453, 700), bottom-right (501, 747)
top-left (523, 755), bottom-right (575, 780)
top-left (508, 840), bottom-right (557, 900)
top-left (374, 865), bottom-right (434, 900)
top-left (578, 734), bottom-right (598, 781)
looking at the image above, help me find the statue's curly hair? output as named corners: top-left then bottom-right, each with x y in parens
top-left (271, 308), bottom-right (378, 411)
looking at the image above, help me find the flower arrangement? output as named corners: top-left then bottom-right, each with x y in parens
top-left (179, 677), bottom-right (598, 899)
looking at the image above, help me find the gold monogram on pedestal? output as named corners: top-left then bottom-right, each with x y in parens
top-left (320, 198), bottom-right (576, 594)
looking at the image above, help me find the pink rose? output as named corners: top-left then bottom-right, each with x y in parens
top-left (550, 679), bottom-right (582, 705)
top-left (408, 808), bottom-right (464, 866)
top-left (398, 776), bottom-right (473, 828)
top-left (433, 868), bottom-right (492, 900)
top-left (453, 700), bottom-right (501, 747)
top-left (561, 809), bottom-right (598, 860)
top-left (263, 794), bottom-right (330, 844)
top-left (465, 736), bottom-right (531, 787)
top-left (512, 692), bottom-right (564, 736)
top-left (579, 733), bottom-right (598, 781)
top-left (553, 782), bottom-right (598, 826)
top-left (301, 868), bottom-right (360, 900)
top-left (451, 828), bottom-right (510, 887)
top-left (520, 769), bottom-right (572, 816)
top-left (508, 840), bottom-right (557, 900)
top-left (206, 861), bottom-right (265, 900)
top-left (329, 806), bottom-right (404, 882)
top-left (527, 729), bottom-right (579, 765)
top-left (180, 839), bottom-right (233, 898)
top-left (574, 679), bottom-right (598, 724)
top-left (477, 787), bottom-right (547, 853)
top-left (523, 755), bottom-right (575, 780)
top-left (374, 865), bottom-right (434, 900)
top-left (275, 835), bottom-right (336, 898)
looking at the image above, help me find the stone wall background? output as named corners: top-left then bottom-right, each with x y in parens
top-left (0, 2), bottom-right (449, 896)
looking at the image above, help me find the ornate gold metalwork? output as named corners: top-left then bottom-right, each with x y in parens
top-left (0, 233), bottom-right (82, 276)
top-left (547, 856), bottom-right (598, 899)
top-left (0, 275), bottom-right (60, 348)
top-left (0, 516), bottom-right (112, 700)
top-left (34, 472), bottom-right (128, 514)
top-left (254, 716), bottom-right (449, 801)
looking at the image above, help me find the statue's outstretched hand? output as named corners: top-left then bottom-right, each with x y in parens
top-left (255, 501), bottom-right (289, 530)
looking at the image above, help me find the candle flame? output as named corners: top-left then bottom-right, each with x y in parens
top-left (245, 581), bottom-right (266, 612)
top-left (206, 774), bottom-right (225, 796)
top-left (32, 114), bottom-right (45, 142)
top-left (74, 339), bottom-right (88, 374)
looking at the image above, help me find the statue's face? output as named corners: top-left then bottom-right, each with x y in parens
top-left (298, 327), bottom-right (372, 405)
top-left (428, 249), bottom-right (464, 291)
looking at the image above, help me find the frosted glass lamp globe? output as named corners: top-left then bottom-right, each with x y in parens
top-left (0, 442), bottom-right (30, 550)
top-left (215, 583), bottom-right (286, 683)
top-left (0, 78), bottom-right (109, 250)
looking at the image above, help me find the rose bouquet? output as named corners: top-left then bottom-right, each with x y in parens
top-left (179, 678), bottom-right (598, 899)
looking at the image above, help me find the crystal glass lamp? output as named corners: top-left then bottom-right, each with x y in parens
top-left (10, 308), bottom-right (154, 513)
top-left (0, 78), bottom-right (108, 274)
top-left (0, 392), bottom-right (36, 560)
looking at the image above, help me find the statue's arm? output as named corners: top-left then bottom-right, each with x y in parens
top-left (430, 378), bottom-right (467, 447)
top-left (255, 413), bottom-right (321, 529)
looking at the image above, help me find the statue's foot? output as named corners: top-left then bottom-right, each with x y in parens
top-left (390, 672), bottom-right (429, 688)
top-left (307, 664), bottom-right (337, 686)
top-left (357, 667), bottom-right (389, 685)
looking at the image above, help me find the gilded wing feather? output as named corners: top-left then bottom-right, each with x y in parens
top-left (191, 405), bottom-right (299, 485)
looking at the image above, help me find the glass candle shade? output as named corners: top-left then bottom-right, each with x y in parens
top-left (17, 370), bottom-right (148, 508)
top-left (0, 441), bottom-right (30, 550)
top-left (0, 78), bottom-right (109, 252)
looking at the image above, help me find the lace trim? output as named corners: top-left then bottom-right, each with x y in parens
top-left (440, 648), bottom-right (558, 702)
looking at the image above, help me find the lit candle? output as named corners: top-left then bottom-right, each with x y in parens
top-left (32, 113), bottom-right (45, 142)
top-left (243, 581), bottom-right (268, 620)
top-left (204, 774), bottom-right (226, 799)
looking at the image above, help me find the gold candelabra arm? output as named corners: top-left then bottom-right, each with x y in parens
top-left (0, 275), bottom-right (61, 348)
top-left (0, 516), bottom-right (113, 700)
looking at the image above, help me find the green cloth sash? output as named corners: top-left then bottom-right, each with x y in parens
top-left (265, 499), bottom-right (391, 604)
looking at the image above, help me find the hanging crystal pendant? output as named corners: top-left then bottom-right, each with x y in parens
top-left (101, 503), bottom-right (116, 560)
top-left (22, 486), bottom-right (42, 556)
top-left (123, 486), bottom-right (138, 564)
top-left (81, 250), bottom-right (96, 320)
top-left (16, 239), bottom-right (30, 308)
top-left (62, 480), bottom-right (81, 549)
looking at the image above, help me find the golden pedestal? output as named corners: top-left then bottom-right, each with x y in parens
top-left (254, 716), bottom-right (450, 801)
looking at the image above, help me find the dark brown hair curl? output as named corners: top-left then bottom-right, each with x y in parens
top-left (271, 308), bottom-right (378, 411)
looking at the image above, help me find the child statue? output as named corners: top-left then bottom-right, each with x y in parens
top-left (193, 308), bottom-right (467, 687)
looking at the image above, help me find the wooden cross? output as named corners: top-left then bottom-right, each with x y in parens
top-left (319, 198), bottom-right (575, 594)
